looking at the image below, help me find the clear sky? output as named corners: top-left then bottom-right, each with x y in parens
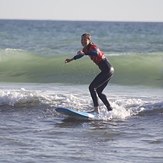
top-left (0, 0), bottom-right (163, 22)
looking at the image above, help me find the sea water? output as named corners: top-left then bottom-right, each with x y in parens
top-left (0, 20), bottom-right (163, 163)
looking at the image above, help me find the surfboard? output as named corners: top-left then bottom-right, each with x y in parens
top-left (56, 107), bottom-right (98, 120)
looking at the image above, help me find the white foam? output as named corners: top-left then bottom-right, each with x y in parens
top-left (0, 86), bottom-right (162, 121)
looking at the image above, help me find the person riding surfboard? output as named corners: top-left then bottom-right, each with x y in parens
top-left (65, 33), bottom-right (114, 114)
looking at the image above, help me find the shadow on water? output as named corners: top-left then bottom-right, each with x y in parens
top-left (54, 116), bottom-right (121, 130)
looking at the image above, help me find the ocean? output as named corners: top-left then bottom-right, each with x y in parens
top-left (0, 19), bottom-right (163, 163)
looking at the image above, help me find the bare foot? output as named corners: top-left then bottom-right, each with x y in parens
top-left (88, 106), bottom-right (100, 114)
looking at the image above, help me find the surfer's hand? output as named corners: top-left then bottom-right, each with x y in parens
top-left (65, 58), bottom-right (73, 63)
top-left (77, 51), bottom-right (84, 55)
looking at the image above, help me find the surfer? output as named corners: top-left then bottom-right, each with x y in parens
top-left (65, 33), bottom-right (114, 114)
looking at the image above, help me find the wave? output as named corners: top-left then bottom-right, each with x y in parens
top-left (0, 48), bottom-right (163, 88)
top-left (0, 87), bottom-right (162, 120)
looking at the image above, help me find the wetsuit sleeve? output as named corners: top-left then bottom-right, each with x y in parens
top-left (84, 45), bottom-right (99, 56)
top-left (84, 49), bottom-right (98, 56)
top-left (73, 54), bottom-right (84, 60)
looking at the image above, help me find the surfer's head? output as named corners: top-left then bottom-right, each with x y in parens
top-left (81, 33), bottom-right (92, 47)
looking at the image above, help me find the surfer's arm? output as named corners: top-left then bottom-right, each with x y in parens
top-left (72, 50), bottom-right (84, 60)
top-left (65, 53), bottom-right (84, 63)
top-left (73, 49), bottom-right (98, 60)
top-left (73, 54), bottom-right (84, 60)
top-left (85, 49), bottom-right (98, 56)
top-left (65, 58), bottom-right (74, 63)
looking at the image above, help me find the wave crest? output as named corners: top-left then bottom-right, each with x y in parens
top-left (0, 49), bottom-right (163, 88)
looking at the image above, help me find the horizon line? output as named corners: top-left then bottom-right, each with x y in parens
top-left (0, 18), bottom-right (163, 23)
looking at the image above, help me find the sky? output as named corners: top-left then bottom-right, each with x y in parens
top-left (0, 0), bottom-right (163, 22)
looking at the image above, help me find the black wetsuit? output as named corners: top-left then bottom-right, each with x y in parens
top-left (89, 58), bottom-right (114, 111)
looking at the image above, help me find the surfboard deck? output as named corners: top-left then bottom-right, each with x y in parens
top-left (56, 107), bottom-right (98, 120)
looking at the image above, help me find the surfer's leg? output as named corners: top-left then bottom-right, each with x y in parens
top-left (89, 73), bottom-right (102, 114)
top-left (89, 81), bottom-right (99, 109)
top-left (94, 71), bottom-right (113, 111)
top-left (96, 81), bottom-right (113, 111)
top-left (89, 71), bottom-right (113, 113)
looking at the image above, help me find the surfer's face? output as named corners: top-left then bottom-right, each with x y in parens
top-left (81, 36), bottom-right (90, 47)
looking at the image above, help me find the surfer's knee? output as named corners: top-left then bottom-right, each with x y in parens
top-left (89, 84), bottom-right (95, 92)
top-left (98, 92), bottom-right (106, 99)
